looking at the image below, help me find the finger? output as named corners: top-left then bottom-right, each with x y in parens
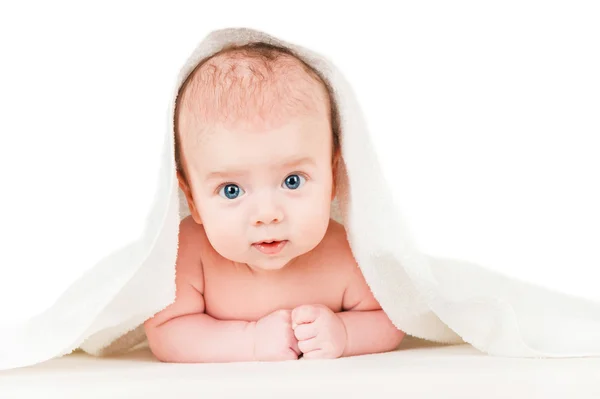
top-left (302, 349), bottom-right (324, 360)
top-left (282, 348), bottom-right (300, 361)
top-left (298, 337), bottom-right (320, 354)
top-left (293, 323), bottom-right (318, 341)
top-left (275, 309), bottom-right (292, 321)
top-left (292, 305), bottom-right (320, 326)
top-left (289, 335), bottom-right (301, 357)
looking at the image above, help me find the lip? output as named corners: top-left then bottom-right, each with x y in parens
top-left (252, 240), bottom-right (288, 255)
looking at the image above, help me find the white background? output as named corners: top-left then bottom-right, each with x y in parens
top-left (0, 1), bottom-right (598, 327)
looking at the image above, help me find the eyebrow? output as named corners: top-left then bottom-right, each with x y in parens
top-left (204, 156), bottom-right (316, 181)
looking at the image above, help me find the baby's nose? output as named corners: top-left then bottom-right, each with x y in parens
top-left (254, 214), bottom-right (282, 226)
top-left (252, 194), bottom-right (284, 226)
top-left (253, 208), bottom-right (284, 226)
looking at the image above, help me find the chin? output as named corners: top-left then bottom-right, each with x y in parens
top-left (249, 250), bottom-right (306, 271)
top-left (249, 259), bottom-right (290, 272)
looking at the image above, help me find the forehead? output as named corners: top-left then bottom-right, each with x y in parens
top-left (176, 46), bottom-right (335, 177)
top-left (191, 113), bottom-right (331, 175)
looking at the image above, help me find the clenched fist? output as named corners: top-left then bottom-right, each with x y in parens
top-left (291, 304), bottom-right (347, 359)
top-left (251, 309), bottom-right (301, 361)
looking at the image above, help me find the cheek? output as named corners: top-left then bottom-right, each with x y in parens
top-left (200, 202), bottom-right (247, 256)
top-left (291, 190), bottom-right (332, 244)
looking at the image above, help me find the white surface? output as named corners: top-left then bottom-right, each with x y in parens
top-left (1, 338), bottom-right (599, 399)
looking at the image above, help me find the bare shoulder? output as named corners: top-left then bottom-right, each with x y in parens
top-left (321, 219), bottom-right (381, 311)
top-left (311, 219), bottom-right (361, 282)
top-left (319, 219), bottom-right (350, 250)
top-left (176, 216), bottom-right (208, 292)
top-left (144, 216), bottom-right (207, 330)
top-left (318, 219), bottom-right (356, 270)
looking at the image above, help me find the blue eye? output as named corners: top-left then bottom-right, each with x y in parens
top-left (283, 174), bottom-right (305, 190)
top-left (219, 184), bottom-right (245, 200)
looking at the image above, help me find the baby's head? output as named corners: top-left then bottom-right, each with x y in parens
top-left (175, 43), bottom-right (341, 272)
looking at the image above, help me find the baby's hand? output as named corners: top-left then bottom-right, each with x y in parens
top-left (291, 304), bottom-right (347, 359)
top-left (252, 309), bottom-right (301, 362)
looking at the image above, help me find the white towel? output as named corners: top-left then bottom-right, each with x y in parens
top-left (2, 25), bottom-right (599, 371)
top-left (82, 27), bottom-right (600, 358)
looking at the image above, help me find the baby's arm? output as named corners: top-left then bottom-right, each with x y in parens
top-left (144, 218), bottom-right (255, 363)
top-left (338, 266), bottom-right (405, 357)
top-left (291, 264), bottom-right (405, 359)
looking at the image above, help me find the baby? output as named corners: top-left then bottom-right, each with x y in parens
top-left (144, 43), bottom-right (405, 362)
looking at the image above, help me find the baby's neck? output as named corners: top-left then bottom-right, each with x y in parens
top-left (240, 253), bottom-right (307, 276)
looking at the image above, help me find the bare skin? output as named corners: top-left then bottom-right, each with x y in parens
top-left (144, 216), bottom-right (405, 363)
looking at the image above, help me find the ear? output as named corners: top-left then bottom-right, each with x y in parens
top-left (177, 170), bottom-right (202, 225)
top-left (331, 149), bottom-right (342, 201)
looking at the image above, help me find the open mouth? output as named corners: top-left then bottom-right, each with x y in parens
top-left (252, 240), bottom-right (287, 255)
